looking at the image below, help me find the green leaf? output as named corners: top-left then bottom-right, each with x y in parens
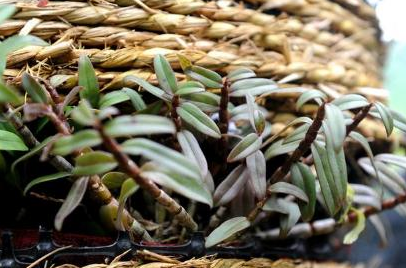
top-left (140, 164), bottom-right (213, 207)
top-left (246, 150), bottom-right (266, 199)
top-left (323, 122), bottom-right (347, 202)
top-left (324, 104), bottom-right (346, 151)
top-left (279, 201), bottom-right (301, 238)
top-left (0, 81), bottom-right (22, 105)
top-left (78, 55), bottom-right (100, 107)
top-left (290, 163), bottom-right (316, 221)
top-left (269, 182), bottom-right (309, 202)
top-left (52, 130), bottom-right (101, 156)
top-left (0, 35), bottom-right (48, 76)
top-left (71, 100), bottom-right (97, 126)
top-left (374, 102), bottom-right (394, 136)
top-left (24, 172), bottom-right (71, 196)
top-left (11, 136), bottom-right (53, 177)
top-left (55, 176), bottom-right (89, 231)
top-left (227, 133), bottom-right (262, 162)
top-left (125, 75), bottom-right (171, 101)
top-left (176, 81), bottom-right (205, 96)
top-left (177, 102), bottom-right (221, 138)
top-left (122, 138), bottom-right (201, 182)
top-left (122, 87), bottom-right (146, 111)
top-left (177, 130), bottom-right (208, 177)
top-left (227, 68), bottom-right (256, 82)
top-left (230, 78), bottom-right (277, 97)
top-left (104, 115), bottom-right (175, 137)
top-left (0, 130), bottom-right (28, 151)
top-left (116, 178), bottom-right (139, 230)
top-left (101, 172), bottom-right (129, 190)
top-left (213, 164), bottom-right (248, 206)
top-left (349, 131), bottom-right (380, 185)
top-left (21, 73), bottom-right (49, 103)
top-left (205, 217), bottom-right (250, 248)
top-left (264, 139), bottom-right (300, 160)
top-left (73, 151), bottom-right (117, 176)
top-left (375, 161), bottom-right (406, 190)
top-left (296, 90), bottom-right (327, 110)
top-left (311, 143), bottom-right (339, 216)
top-left (263, 196), bottom-right (290, 213)
top-left (284, 124), bottom-right (309, 144)
top-left (185, 66), bottom-right (222, 88)
top-left (263, 117), bottom-right (312, 147)
top-left (390, 109), bottom-right (406, 133)
top-left (181, 91), bottom-right (220, 112)
top-left (0, 5), bottom-right (16, 25)
top-left (154, 54), bottom-right (178, 94)
top-left (331, 94), bottom-right (369, 111)
top-left (375, 154), bottom-right (406, 169)
top-left (343, 208), bottom-right (366, 244)
top-left (99, 91), bottom-right (130, 108)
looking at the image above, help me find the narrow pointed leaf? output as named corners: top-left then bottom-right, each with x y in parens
top-left (122, 138), bottom-right (201, 181)
top-left (269, 182), bottom-right (309, 202)
top-left (0, 130), bottom-right (28, 151)
top-left (185, 66), bottom-right (222, 88)
top-left (296, 90), bottom-right (327, 110)
top-left (122, 87), bottom-right (146, 111)
top-left (279, 201), bottom-right (301, 238)
top-left (205, 217), bottom-right (250, 248)
top-left (331, 94), bottom-right (369, 110)
top-left (227, 133), bottom-right (262, 162)
top-left (71, 100), bottom-right (96, 126)
top-left (99, 91), bottom-right (130, 108)
top-left (246, 150), bottom-right (266, 199)
top-left (154, 54), bottom-right (178, 94)
top-left (374, 102), bottom-right (394, 136)
top-left (264, 139), bottom-right (301, 160)
top-left (52, 130), bottom-right (102, 156)
top-left (213, 164), bottom-right (248, 206)
top-left (230, 77), bottom-right (278, 97)
top-left (55, 176), bottom-right (89, 231)
top-left (263, 196), bottom-right (291, 214)
top-left (21, 73), bottom-right (49, 103)
top-left (78, 55), bottom-right (99, 107)
top-left (227, 68), bottom-right (256, 82)
top-left (177, 102), bottom-right (221, 138)
top-left (0, 81), bottom-right (22, 105)
top-left (176, 81), bottom-right (205, 96)
top-left (343, 209), bottom-right (366, 244)
top-left (324, 104), bottom-right (346, 151)
top-left (73, 151), bottom-right (117, 175)
top-left (177, 130), bottom-right (208, 177)
top-left (140, 167), bottom-right (212, 207)
top-left (375, 154), bottom-right (406, 169)
top-left (101, 172), bottom-right (129, 190)
top-left (24, 172), bottom-right (71, 196)
top-left (390, 109), bottom-right (406, 133)
top-left (311, 143), bottom-right (339, 216)
top-left (125, 75), bottom-right (171, 101)
top-left (116, 178), bottom-right (139, 230)
top-left (104, 115), bottom-right (175, 137)
top-left (290, 163), bottom-right (316, 221)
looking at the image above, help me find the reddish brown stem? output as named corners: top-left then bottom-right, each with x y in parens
top-left (303, 103), bottom-right (373, 165)
top-left (96, 123), bottom-right (198, 231)
top-left (247, 103), bottom-right (326, 222)
top-left (171, 94), bottom-right (182, 132)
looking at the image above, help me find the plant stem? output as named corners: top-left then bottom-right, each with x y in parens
top-left (247, 103), bottom-right (326, 222)
top-left (171, 94), bottom-right (182, 132)
top-left (2, 104), bottom-right (151, 241)
top-left (257, 192), bottom-right (406, 240)
top-left (96, 123), bottom-right (198, 231)
top-left (303, 103), bottom-right (373, 165)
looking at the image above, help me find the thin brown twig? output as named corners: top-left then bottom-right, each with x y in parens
top-left (95, 122), bottom-right (198, 231)
top-left (247, 103), bottom-right (326, 222)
